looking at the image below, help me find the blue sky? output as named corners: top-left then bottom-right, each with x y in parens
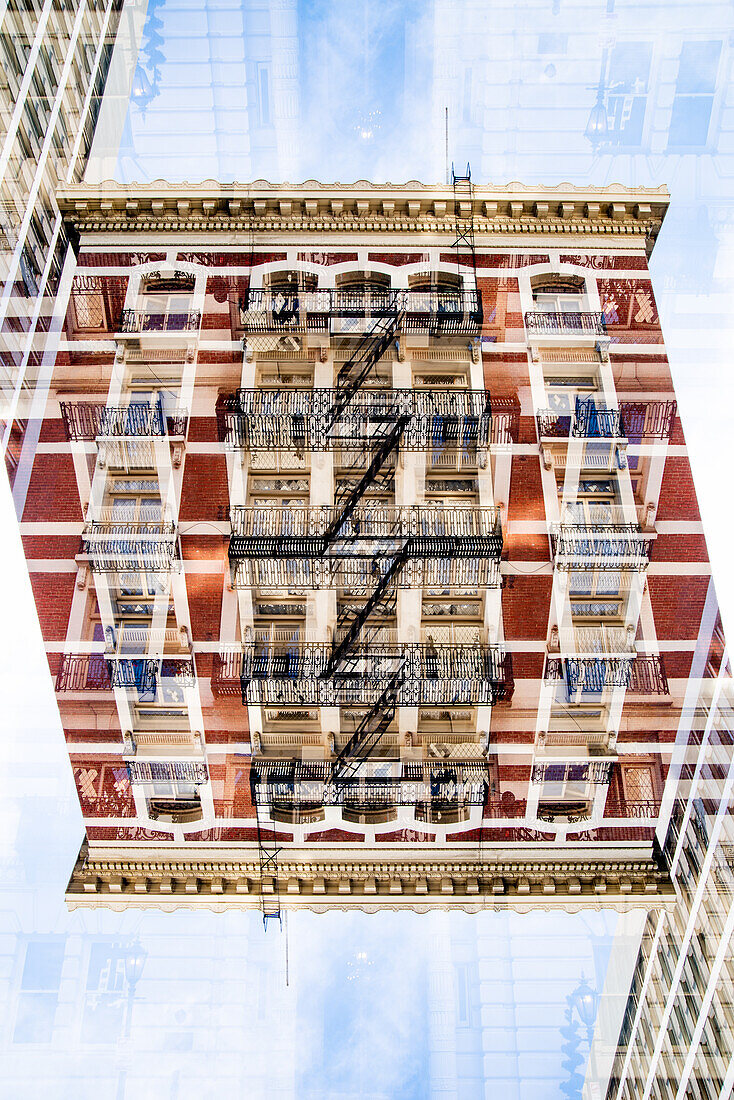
top-left (4, 1), bottom-right (734, 1095)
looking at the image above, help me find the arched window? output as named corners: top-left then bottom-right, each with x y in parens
top-left (266, 270), bottom-right (317, 293)
top-left (531, 273), bottom-right (586, 313)
top-left (335, 270), bottom-right (391, 293)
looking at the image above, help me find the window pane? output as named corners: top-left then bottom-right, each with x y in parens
top-left (677, 41), bottom-right (721, 94)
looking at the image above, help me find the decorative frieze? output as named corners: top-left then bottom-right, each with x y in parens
top-left (58, 181), bottom-right (668, 239)
top-left (67, 844), bottom-right (675, 911)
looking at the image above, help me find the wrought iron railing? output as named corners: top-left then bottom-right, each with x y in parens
top-left (619, 400), bottom-right (677, 441)
top-left (55, 654), bottom-right (112, 692)
top-left (545, 654), bottom-right (669, 695)
top-left (603, 799), bottom-right (661, 819)
top-left (228, 505), bottom-right (502, 563)
top-left (82, 520), bottom-right (178, 572)
top-left (538, 400), bottom-right (676, 443)
top-left (107, 657), bottom-right (196, 690)
top-left (536, 406), bottom-right (623, 439)
top-left (250, 760), bottom-right (490, 808)
top-left (531, 760), bottom-right (614, 784)
top-left (235, 642), bottom-right (511, 707)
top-left (216, 387), bottom-right (501, 450)
top-left (212, 649), bottom-right (246, 696)
top-left (127, 760), bottom-right (208, 784)
top-left (550, 525), bottom-right (651, 569)
top-left (56, 653), bottom-right (194, 693)
top-left (119, 309), bottom-right (201, 334)
top-left (60, 399), bottom-right (188, 442)
top-left (627, 654), bottom-right (669, 694)
top-left (545, 655), bottom-right (635, 693)
top-left (239, 289), bottom-right (482, 335)
top-left (525, 310), bottom-right (606, 336)
top-left (229, 555), bottom-right (502, 592)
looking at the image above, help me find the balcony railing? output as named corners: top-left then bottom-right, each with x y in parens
top-left (545, 654), bottom-right (669, 695)
top-left (619, 400), bottom-right (677, 442)
top-left (550, 525), bottom-right (651, 570)
top-left (107, 656), bottom-right (195, 691)
top-left (212, 648), bottom-right (247, 697)
top-left (55, 653), bottom-right (195, 693)
top-left (60, 399), bottom-right (188, 443)
top-left (216, 387), bottom-right (506, 450)
top-left (56, 654), bottom-right (112, 692)
top-left (229, 505), bottom-right (502, 561)
top-left (525, 311), bottom-right (606, 336)
top-left (537, 405), bottom-right (623, 440)
top-left (230, 554), bottom-right (501, 592)
top-left (235, 642), bottom-right (511, 707)
top-left (603, 799), bottom-right (660, 820)
top-left (239, 289), bottom-right (482, 335)
top-left (82, 519), bottom-right (178, 572)
top-left (251, 760), bottom-right (490, 809)
top-left (531, 760), bottom-right (614, 784)
top-left (627, 655), bottom-right (669, 695)
top-left (538, 400), bottom-right (676, 444)
top-left (119, 309), bottom-right (201, 334)
top-left (127, 760), bottom-right (208, 785)
top-left (571, 624), bottom-right (631, 654)
top-left (110, 624), bottom-right (190, 659)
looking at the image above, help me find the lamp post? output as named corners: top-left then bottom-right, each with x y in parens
top-left (561, 976), bottom-right (599, 1100)
top-left (123, 940), bottom-right (147, 1039)
top-left (569, 975), bottom-right (598, 1045)
top-left (585, 48), bottom-right (609, 152)
top-left (116, 941), bottom-right (148, 1100)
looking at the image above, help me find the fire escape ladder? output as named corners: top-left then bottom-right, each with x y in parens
top-left (331, 665), bottom-right (407, 783)
top-left (250, 766), bottom-right (283, 928)
top-left (322, 415), bottom-right (408, 545)
top-left (328, 307), bottom-right (403, 431)
top-left (323, 543), bottom-right (410, 677)
top-left (451, 163), bottom-right (480, 308)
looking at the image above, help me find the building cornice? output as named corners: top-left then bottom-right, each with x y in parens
top-left (57, 180), bottom-right (669, 246)
top-left (67, 842), bottom-right (675, 911)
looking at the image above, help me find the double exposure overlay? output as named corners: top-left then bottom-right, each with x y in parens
top-left (1, 2), bottom-right (734, 1099)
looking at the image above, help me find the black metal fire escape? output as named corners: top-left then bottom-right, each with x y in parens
top-left (330, 670), bottom-right (405, 786)
top-left (250, 766), bottom-right (283, 928)
top-left (451, 163), bottom-right (477, 285)
top-left (250, 297), bottom-right (405, 923)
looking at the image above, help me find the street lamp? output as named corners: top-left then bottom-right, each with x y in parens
top-left (124, 941), bottom-right (147, 991)
top-left (123, 940), bottom-right (147, 1038)
top-left (585, 48), bottom-right (610, 152)
top-left (569, 975), bottom-right (598, 1043)
top-left (131, 66), bottom-right (154, 111)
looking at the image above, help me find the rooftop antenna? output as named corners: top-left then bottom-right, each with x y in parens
top-left (445, 107), bottom-right (449, 184)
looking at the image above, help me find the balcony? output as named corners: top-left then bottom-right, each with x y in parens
top-left (545, 653), bottom-right (669, 696)
top-left (56, 653), bottom-right (112, 692)
top-left (619, 400), bottom-right (677, 442)
top-left (228, 505), bottom-right (503, 561)
top-left (239, 289), bottom-right (482, 337)
top-left (60, 398), bottom-right (188, 443)
top-left (230, 553), bottom-right (501, 593)
top-left (82, 512), bottom-right (178, 573)
top-left (525, 310), bottom-right (606, 338)
top-left (250, 760), bottom-right (490, 812)
top-left (602, 798), bottom-right (660, 821)
top-left (216, 388), bottom-right (507, 452)
top-left (236, 642), bottom-right (511, 707)
top-left (127, 760), bottom-right (208, 785)
top-left (54, 651), bottom-right (195, 696)
top-left (118, 309), bottom-right (201, 335)
top-left (531, 760), bottom-right (614, 785)
top-left (550, 508), bottom-right (651, 571)
top-left (537, 403), bottom-right (623, 440)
